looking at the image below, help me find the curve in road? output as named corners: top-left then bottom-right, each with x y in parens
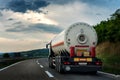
top-left (0, 58), bottom-right (114, 80)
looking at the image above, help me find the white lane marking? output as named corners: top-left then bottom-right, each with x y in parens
top-left (36, 60), bottom-right (39, 64)
top-left (0, 61), bottom-right (21, 72)
top-left (36, 60), bottom-right (38, 63)
top-left (40, 65), bottom-right (43, 68)
top-left (45, 71), bottom-right (54, 77)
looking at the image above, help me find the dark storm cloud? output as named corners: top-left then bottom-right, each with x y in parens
top-left (6, 0), bottom-right (50, 13)
top-left (13, 21), bottom-right (22, 25)
top-left (1, 0), bottom-right (118, 13)
top-left (46, 0), bottom-right (74, 5)
top-left (8, 18), bottom-right (14, 21)
top-left (6, 23), bottom-right (62, 34)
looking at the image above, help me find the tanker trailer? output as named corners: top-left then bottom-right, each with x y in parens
top-left (46, 22), bottom-right (102, 73)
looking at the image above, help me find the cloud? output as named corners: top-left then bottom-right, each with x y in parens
top-left (80, 0), bottom-right (108, 6)
top-left (47, 0), bottom-right (74, 5)
top-left (48, 0), bottom-right (120, 8)
top-left (0, 12), bottom-right (3, 16)
top-left (47, 0), bottom-right (107, 6)
top-left (0, 0), bottom-right (120, 52)
top-left (44, 1), bottom-right (112, 27)
top-left (6, 0), bottom-right (50, 13)
top-left (96, 13), bottom-right (102, 16)
top-left (6, 23), bottom-right (62, 34)
top-left (0, 37), bottom-right (46, 52)
top-left (8, 18), bottom-right (14, 21)
top-left (0, 31), bottom-right (56, 52)
top-left (13, 21), bottom-right (22, 25)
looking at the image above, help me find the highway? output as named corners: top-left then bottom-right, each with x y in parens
top-left (0, 58), bottom-right (114, 80)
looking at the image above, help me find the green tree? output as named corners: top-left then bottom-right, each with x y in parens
top-left (94, 9), bottom-right (120, 43)
top-left (3, 53), bottom-right (10, 58)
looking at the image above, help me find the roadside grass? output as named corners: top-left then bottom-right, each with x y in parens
top-left (0, 57), bottom-right (48, 69)
top-left (0, 58), bottom-right (26, 69)
top-left (96, 42), bottom-right (120, 75)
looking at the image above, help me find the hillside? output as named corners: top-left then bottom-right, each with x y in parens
top-left (96, 42), bottom-right (120, 74)
top-left (0, 48), bottom-right (49, 69)
top-left (0, 48), bottom-right (49, 58)
top-left (20, 48), bottom-right (49, 58)
top-left (94, 9), bottom-right (120, 74)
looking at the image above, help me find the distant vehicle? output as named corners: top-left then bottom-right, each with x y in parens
top-left (46, 22), bottom-right (102, 73)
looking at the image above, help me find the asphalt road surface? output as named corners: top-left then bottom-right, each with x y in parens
top-left (0, 58), bottom-right (114, 80)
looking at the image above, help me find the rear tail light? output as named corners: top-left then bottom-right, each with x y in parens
top-left (74, 62), bottom-right (78, 65)
top-left (87, 62), bottom-right (91, 65)
top-left (96, 62), bottom-right (102, 65)
top-left (64, 62), bottom-right (71, 65)
top-left (90, 46), bottom-right (96, 57)
top-left (70, 46), bottom-right (75, 57)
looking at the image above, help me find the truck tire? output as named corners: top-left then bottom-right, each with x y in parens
top-left (55, 56), bottom-right (64, 73)
top-left (49, 57), bottom-right (55, 69)
top-left (58, 64), bottom-right (64, 73)
top-left (90, 71), bottom-right (97, 74)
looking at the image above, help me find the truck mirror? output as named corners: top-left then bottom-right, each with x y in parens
top-left (46, 43), bottom-right (50, 48)
top-left (46, 44), bottom-right (48, 48)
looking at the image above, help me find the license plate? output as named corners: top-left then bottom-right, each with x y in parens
top-left (78, 62), bottom-right (87, 65)
top-left (74, 58), bottom-right (79, 62)
top-left (74, 58), bottom-right (87, 62)
top-left (79, 58), bottom-right (86, 61)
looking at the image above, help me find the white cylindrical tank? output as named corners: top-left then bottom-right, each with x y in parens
top-left (51, 22), bottom-right (97, 55)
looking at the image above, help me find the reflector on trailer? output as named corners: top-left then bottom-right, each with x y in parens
top-left (64, 62), bottom-right (71, 65)
top-left (70, 46), bottom-right (75, 57)
top-left (74, 58), bottom-right (79, 62)
top-left (87, 58), bottom-right (92, 62)
top-left (90, 46), bottom-right (96, 57)
top-left (96, 62), bottom-right (102, 65)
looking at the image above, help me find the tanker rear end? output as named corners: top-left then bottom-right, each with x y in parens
top-left (46, 22), bottom-right (102, 73)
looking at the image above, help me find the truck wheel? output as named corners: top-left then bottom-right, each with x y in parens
top-left (55, 59), bottom-right (59, 71)
top-left (90, 71), bottom-right (97, 74)
top-left (49, 57), bottom-right (54, 69)
top-left (58, 64), bottom-right (64, 73)
top-left (55, 57), bottom-right (64, 73)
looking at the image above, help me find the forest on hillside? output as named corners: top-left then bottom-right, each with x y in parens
top-left (0, 48), bottom-right (49, 69)
top-left (94, 9), bottom-right (120, 74)
top-left (94, 9), bottom-right (120, 43)
top-left (0, 48), bottom-right (49, 59)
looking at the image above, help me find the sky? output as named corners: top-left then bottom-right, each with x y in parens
top-left (0, 0), bottom-right (120, 53)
